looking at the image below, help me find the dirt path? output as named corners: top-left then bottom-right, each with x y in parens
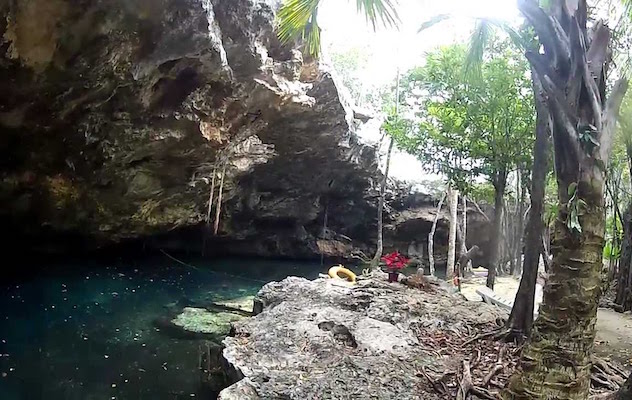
top-left (595, 308), bottom-right (632, 368)
top-left (461, 276), bottom-right (632, 368)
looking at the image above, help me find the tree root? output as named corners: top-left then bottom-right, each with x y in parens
top-left (591, 356), bottom-right (628, 392)
top-left (471, 386), bottom-right (502, 400)
top-left (421, 325), bottom-right (629, 399)
top-left (457, 360), bottom-right (473, 400)
top-left (484, 364), bottom-right (504, 387)
top-left (418, 366), bottom-right (450, 396)
top-left (461, 328), bottom-right (510, 347)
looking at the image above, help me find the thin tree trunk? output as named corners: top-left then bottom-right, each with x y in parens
top-left (462, 195), bottom-right (468, 254)
top-left (458, 246), bottom-right (479, 278)
top-left (487, 172), bottom-right (506, 289)
top-left (615, 142), bottom-right (632, 312)
top-left (616, 203), bottom-right (632, 312)
top-left (428, 192), bottom-right (446, 276)
top-left (507, 75), bottom-right (550, 337)
top-left (512, 169), bottom-right (527, 277)
top-left (447, 187), bottom-right (459, 282)
top-left (370, 138), bottom-right (394, 269)
top-left (370, 69), bottom-right (400, 269)
top-left (461, 195), bottom-right (470, 271)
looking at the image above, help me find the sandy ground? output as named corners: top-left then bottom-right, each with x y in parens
top-left (461, 276), bottom-right (632, 368)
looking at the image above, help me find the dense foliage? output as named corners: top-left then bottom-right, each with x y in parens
top-left (392, 41), bottom-right (534, 193)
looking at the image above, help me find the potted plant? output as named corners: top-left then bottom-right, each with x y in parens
top-left (381, 252), bottom-right (410, 283)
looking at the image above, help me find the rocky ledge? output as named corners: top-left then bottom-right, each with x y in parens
top-left (218, 274), bottom-right (505, 399)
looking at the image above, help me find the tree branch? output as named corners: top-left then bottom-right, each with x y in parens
top-left (586, 20), bottom-right (610, 81)
top-left (525, 51), bottom-right (577, 126)
top-left (518, 0), bottom-right (569, 68)
top-left (600, 78), bottom-right (630, 163)
top-left (574, 18), bottom-right (602, 130)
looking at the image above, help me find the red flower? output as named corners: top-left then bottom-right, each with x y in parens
top-left (381, 252), bottom-right (410, 271)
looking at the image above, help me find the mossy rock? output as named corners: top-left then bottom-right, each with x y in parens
top-left (171, 307), bottom-right (244, 336)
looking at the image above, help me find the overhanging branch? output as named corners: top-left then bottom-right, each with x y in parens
top-left (600, 78), bottom-right (630, 163)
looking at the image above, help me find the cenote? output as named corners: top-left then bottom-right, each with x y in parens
top-left (0, 255), bottom-right (334, 400)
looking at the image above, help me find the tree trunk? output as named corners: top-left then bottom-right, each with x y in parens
top-left (370, 138), bottom-right (394, 269)
top-left (428, 192), bottom-right (446, 276)
top-left (506, 0), bottom-right (629, 398)
top-left (513, 169), bottom-right (527, 277)
top-left (507, 74), bottom-right (551, 337)
top-left (487, 172), bottom-right (506, 289)
top-left (370, 69), bottom-right (400, 269)
top-left (458, 246), bottom-right (479, 278)
top-left (462, 195), bottom-right (468, 257)
top-left (616, 371), bottom-right (632, 399)
top-left (447, 186), bottom-right (459, 281)
top-left (615, 141), bottom-right (632, 312)
top-left (616, 203), bottom-right (632, 312)
top-left (506, 162), bottom-right (606, 399)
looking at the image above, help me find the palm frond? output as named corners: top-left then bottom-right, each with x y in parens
top-left (417, 14), bottom-right (450, 33)
top-left (277, 0), bottom-right (399, 57)
top-left (465, 20), bottom-right (493, 77)
top-left (356, 0), bottom-right (400, 30)
top-left (465, 18), bottom-right (533, 76)
top-left (277, 0), bottom-right (322, 56)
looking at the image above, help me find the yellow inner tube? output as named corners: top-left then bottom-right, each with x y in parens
top-left (328, 265), bottom-right (356, 283)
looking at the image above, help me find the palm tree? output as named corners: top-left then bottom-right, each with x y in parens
top-left (277, 0), bottom-right (399, 57)
top-left (504, 0), bottom-right (628, 398)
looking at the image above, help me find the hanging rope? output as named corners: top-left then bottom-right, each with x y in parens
top-left (214, 162), bottom-right (227, 235)
top-left (159, 248), bottom-right (269, 284)
top-left (206, 163), bottom-right (217, 224)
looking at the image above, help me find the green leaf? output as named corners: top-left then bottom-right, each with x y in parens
top-left (567, 182), bottom-right (577, 197)
top-left (356, 0), bottom-right (400, 30)
top-left (568, 207), bottom-right (582, 234)
top-left (418, 14), bottom-right (450, 33)
top-left (277, 0), bottom-right (321, 56)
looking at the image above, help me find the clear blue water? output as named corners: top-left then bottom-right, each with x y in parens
top-left (0, 256), bottom-right (327, 400)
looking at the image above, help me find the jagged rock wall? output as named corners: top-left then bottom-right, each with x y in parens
top-left (0, 0), bottom-right (381, 256)
top-left (0, 0), bottom-right (492, 262)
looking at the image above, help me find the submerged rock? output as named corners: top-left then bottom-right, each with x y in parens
top-left (155, 302), bottom-right (248, 340)
top-left (219, 274), bottom-right (506, 399)
top-left (172, 307), bottom-right (243, 336)
top-left (213, 296), bottom-right (255, 314)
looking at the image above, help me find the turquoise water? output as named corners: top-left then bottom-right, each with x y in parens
top-left (0, 256), bottom-right (327, 400)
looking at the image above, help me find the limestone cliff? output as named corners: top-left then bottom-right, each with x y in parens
top-left (0, 0), bottom-right (491, 262)
top-left (0, 0), bottom-right (381, 255)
